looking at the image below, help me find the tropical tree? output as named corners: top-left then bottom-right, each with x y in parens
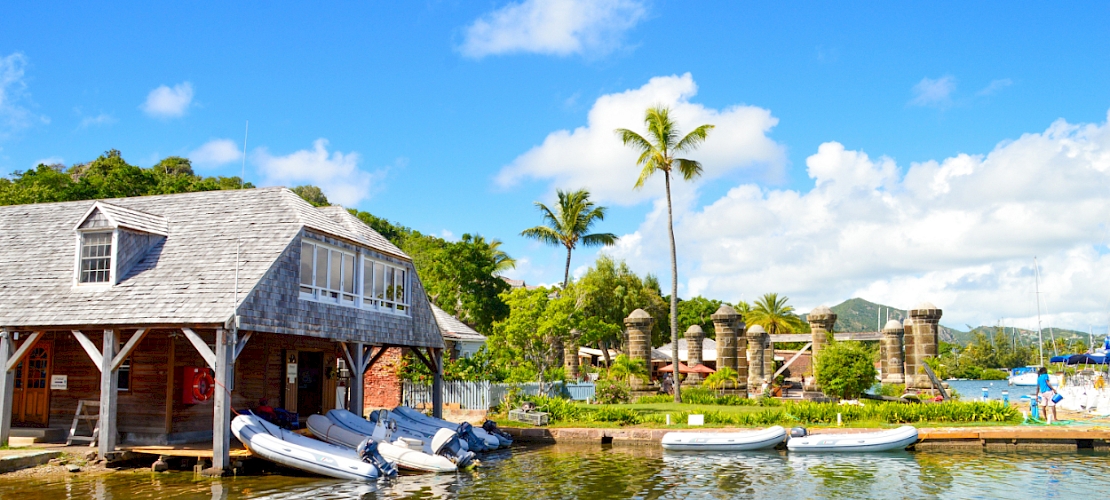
top-left (616, 106), bottom-right (714, 402)
top-left (702, 366), bottom-right (739, 393)
top-left (815, 342), bottom-right (877, 400)
top-left (521, 188), bottom-right (617, 288)
top-left (574, 256), bottom-right (667, 366)
top-left (607, 354), bottom-right (648, 384)
top-left (747, 293), bottom-right (808, 335)
top-left (462, 234), bottom-right (516, 275)
top-left (677, 296), bottom-right (723, 337)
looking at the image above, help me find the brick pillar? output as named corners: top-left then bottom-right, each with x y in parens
top-left (904, 302), bottom-right (942, 391)
top-left (564, 329), bottom-right (581, 382)
top-left (364, 347), bottom-right (403, 411)
top-left (624, 309), bottom-right (654, 389)
top-left (746, 324), bottom-right (768, 394)
top-left (807, 305), bottom-right (837, 391)
top-left (880, 319), bottom-right (906, 385)
top-left (712, 305), bottom-right (746, 390)
top-left (684, 325), bottom-right (705, 384)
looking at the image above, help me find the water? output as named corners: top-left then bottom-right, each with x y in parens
top-left (1, 444), bottom-right (1106, 499)
top-left (945, 379), bottom-right (1036, 403)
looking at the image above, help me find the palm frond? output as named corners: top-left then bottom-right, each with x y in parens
top-left (520, 226), bottom-right (563, 247)
top-left (675, 158), bottom-right (703, 181)
top-left (581, 232), bottom-right (619, 247)
top-left (674, 124), bottom-right (715, 153)
top-left (615, 129), bottom-right (653, 159)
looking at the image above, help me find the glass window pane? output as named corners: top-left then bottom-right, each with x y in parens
top-left (395, 269), bottom-right (405, 304)
top-left (342, 254), bottom-right (355, 293)
top-left (362, 259), bottom-right (373, 299)
top-left (374, 263), bottom-right (385, 299)
top-left (329, 250), bottom-right (342, 291)
top-left (300, 243), bottom-right (314, 286)
top-left (315, 247), bottom-right (328, 288)
top-left (386, 267), bottom-right (395, 303)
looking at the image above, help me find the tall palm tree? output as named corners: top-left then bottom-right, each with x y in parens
top-left (521, 188), bottom-right (618, 288)
top-left (616, 106), bottom-right (713, 403)
top-left (462, 234), bottom-right (517, 275)
top-left (747, 293), bottom-right (807, 335)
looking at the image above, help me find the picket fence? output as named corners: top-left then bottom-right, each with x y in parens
top-left (402, 380), bottom-right (596, 410)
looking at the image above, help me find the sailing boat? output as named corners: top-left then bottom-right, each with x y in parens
top-left (1008, 257), bottom-right (1062, 387)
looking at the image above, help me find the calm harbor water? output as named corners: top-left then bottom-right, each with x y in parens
top-left (944, 379), bottom-right (1036, 402)
top-left (0, 444), bottom-right (1105, 499)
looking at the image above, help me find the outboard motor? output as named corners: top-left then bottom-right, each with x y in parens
top-left (357, 438), bottom-right (398, 479)
top-left (456, 422), bottom-right (487, 452)
top-left (790, 427), bottom-right (807, 438)
top-left (482, 420), bottom-right (513, 442)
top-left (431, 428), bottom-right (476, 468)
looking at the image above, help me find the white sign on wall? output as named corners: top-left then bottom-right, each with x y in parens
top-left (287, 364), bottom-right (298, 384)
top-left (50, 375), bottom-right (68, 390)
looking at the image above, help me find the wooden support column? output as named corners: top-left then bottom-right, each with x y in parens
top-left (211, 328), bottom-right (234, 472)
top-left (0, 330), bottom-right (13, 447)
top-left (98, 329), bottom-right (119, 460)
top-left (431, 347), bottom-right (443, 419)
top-left (343, 342), bottom-right (367, 419)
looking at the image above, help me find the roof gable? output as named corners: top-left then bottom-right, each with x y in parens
top-left (74, 201), bottom-right (169, 235)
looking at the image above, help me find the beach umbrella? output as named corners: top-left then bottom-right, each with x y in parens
top-left (657, 362), bottom-right (694, 374)
top-left (689, 363), bottom-right (716, 374)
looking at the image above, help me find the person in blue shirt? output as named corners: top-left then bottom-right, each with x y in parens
top-left (1037, 367), bottom-right (1057, 422)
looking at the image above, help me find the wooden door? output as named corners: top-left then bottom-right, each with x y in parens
top-left (13, 342), bottom-right (52, 427)
top-left (283, 350), bottom-right (298, 413)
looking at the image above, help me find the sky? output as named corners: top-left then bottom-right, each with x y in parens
top-left (2, 1), bottom-right (1110, 332)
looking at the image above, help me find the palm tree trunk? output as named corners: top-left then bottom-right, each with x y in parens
top-left (665, 171), bottom-right (681, 403)
top-left (600, 340), bottom-right (612, 367)
top-left (563, 245), bottom-right (573, 288)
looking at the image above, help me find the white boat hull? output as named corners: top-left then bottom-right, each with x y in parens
top-left (393, 406), bottom-right (503, 450)
top-left (231, 413), bottom-right (381, 481)
top-left (661, 426), bottom-right (787, 451)
top-left (786, 426), bottom-right (919, 452)
top-left (308, 414), bottom-right (459, 473)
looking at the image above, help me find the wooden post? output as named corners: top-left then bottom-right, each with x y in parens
top-left (0, 330), bottom-right (13, 447)
top-left (212, 328), bottom-right (233, 472)
top-left (431, 348), bottom-right (443, 419)
top-left (164, 336), bottom-right (175, 435)
top-left (98, 329), bottom-right (118, 460)
top-left (347, 342), bottom-right (366, 419)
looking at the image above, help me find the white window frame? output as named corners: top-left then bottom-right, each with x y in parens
top-left (299, 239), bottom-right (409, 316)
top-left (74, 229), bottom-right (118, 287)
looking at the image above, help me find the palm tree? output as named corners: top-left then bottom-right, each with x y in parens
top-left (462, 234), bottom-right (516, 275)
top-left (616, 106), bottom-right (714, 403)
top-left (521, 188), bottom-right (618, 288)
top-left (747, 293), bottom-right (807, 335)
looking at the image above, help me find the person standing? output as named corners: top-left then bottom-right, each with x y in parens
top-left (1037, 367), bottom-right (1057, 423)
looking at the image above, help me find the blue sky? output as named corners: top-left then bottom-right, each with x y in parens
top-left (3, 1), bottom-right (1110, 330)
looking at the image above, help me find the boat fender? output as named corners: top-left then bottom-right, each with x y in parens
top-left (356, 438), bottom-right (398, 479)
top-left (790, 427), bottom-right (807, 438)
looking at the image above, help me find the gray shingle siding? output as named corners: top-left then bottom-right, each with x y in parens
top-left (116, 229), bottom-right (163, 283)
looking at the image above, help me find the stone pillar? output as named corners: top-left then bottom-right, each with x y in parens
top-left (212, 328), bottom-right (234, 472)
top-left (746, 324), bottom-right (768, 394)
top-left (904, 302), bottom-right (942, 391)
top-left (0, 330), bottom-right (12, 447)
top-left (711, 305), bottom-right (746, 390)
top-left (564, 329), bottom-right (581, 381)
top-left (880, 320), bottom-right (905, 385)
top-left (624, 309), bottom-right (655, 389)
top-left (684, 325), bottom-right (705, 384)
top-left (806, 306), bottom-right (836, 391)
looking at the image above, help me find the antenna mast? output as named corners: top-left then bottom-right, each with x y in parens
top-left (1034, 257), bottom-right (1045, 366)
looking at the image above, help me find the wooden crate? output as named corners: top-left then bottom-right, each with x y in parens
top-left (508, 409), bottom-right (549, 426)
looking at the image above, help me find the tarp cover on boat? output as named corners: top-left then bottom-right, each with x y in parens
top-left (1061, 354), bottom-right (1110, 365)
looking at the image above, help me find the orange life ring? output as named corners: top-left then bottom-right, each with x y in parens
top-left (192, 370), bottom-right (215, 402)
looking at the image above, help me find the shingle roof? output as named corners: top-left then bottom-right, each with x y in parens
top-left (77, 201), bottom-right (169, 235)
top-left (430, 304), bottom-right (487, 342)
top-left (314, 206), bottom-right (407, 259)
top-left (0, 187), bottom-right (412, 328)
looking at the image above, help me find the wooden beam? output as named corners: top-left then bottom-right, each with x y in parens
top-left (71, 330), bottom-right (104, 370)
top-left (773, 342), bottom-right (812, 379)
top-left (98, 329), bottom-right (119, 459)
top-left (431, 347), bottom-right (443, 419)
top-left (164, 336), bottom-right (175, 435)
top-left (181, 328), bottom-right (216, 370)
top-left (111, 329), bottom-right (148, 372)
top-left (410, 347), bottom-right (435, 373)
top-left (364, 346), bottom-right (389, 372)
top-left (6, 331), bottom-right (43, 372)
top-left (339, 342), bottom-right (356, 373)
top-left (0, 330), bottom-right (13, 446)
top-left (211, 328), bottom-right (233, 471)
top-left (232, 331), bottom-right (252, 362)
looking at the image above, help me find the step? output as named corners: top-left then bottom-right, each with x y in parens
top-left (11, 427), bottom-right (68, 443)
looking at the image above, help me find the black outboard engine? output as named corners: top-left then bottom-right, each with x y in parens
top-left (482, 420), bottom-right (513, 442)
top-left (790, 427), bottom-right (807, 438)
top-left (356, 438), bottom-right (398, 479)
top-left (456, 421), bottom-right (486, 452)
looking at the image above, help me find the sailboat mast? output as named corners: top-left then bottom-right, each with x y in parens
top-left (1034, 257), bottom-right (1045, 366)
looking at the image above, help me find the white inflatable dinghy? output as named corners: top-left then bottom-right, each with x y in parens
top-left (231, 413), bottom-right (393, 481)
top-left (661, 426), bottom-right (787, 451)
top-left (308, 414), bottom-right (469, 473)
top-left (377, 408), bottom-right (493, 452)
top-left (392, 406), bottom-right (503, 450)
top-left (786, 426), bottom-right (919, 452)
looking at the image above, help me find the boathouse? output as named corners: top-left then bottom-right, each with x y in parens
top-left (0, 187), bottom-right (445, 472)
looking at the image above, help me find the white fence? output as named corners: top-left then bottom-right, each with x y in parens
top-left (402, 380), bottom-right (596, 410)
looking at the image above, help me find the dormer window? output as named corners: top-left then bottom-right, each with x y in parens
top-left (79, 232), bottom-right (113, 283)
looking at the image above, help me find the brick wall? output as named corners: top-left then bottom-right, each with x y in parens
top-left (364, 347), bottom-right (403, 410)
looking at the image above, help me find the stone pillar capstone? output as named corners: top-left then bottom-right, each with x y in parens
top-left (746, 324), bottom-right (769, 395)
top-left (904, 302), bottom-right (942, 392)
top-left (684, 325), bottom-right (705, 384)
top-left (564, 329), bottom-right (581, 382)
top-left (806, 305), bottom-right (837, 391)
top-left (711, 305), bottom-right (746, 390)
top-left (624, 309), bottom-right (655, 389)
top-left (880, 319), bottom-right (905, 385)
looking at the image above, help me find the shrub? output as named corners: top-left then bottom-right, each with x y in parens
top-left (594, 379), bottom-right (631, 404)
top-left (587, 407), bottom-right (641, 425)
top-left (980, 368), bottom-right (1008, 380)
top-left (816, 342), bottom-right (878, 400)
top-left (877, 383), bottom-right (906, 398)
top-left (523, 395), bottom-right (583, 422)
top-left (634, 394), bottom-right (673, 404)
top-left (702, 367), bottom-right (739, 390)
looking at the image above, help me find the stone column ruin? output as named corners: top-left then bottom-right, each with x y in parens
top-left (624, 309), bottom-right (655, 389)
top-left (746, 324), bottom-right (769, 394)
top-left (806, 305), bottom-right (837, 391)
top-left (684, 325), bottom-right (705, 384)
top-left (903, 302), bottom-right (942, 392)
top-left (564, 329), bottom-right (581, 382)
top-left (879, 319), bottom-right (905, 385)
top-left (711, 305), bottom-right (746, 391)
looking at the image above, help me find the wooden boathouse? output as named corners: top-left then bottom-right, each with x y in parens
top-left (0, 187), bottom-right (445, 472)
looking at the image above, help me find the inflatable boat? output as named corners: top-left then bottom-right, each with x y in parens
top-left (661, 426), bottom-right (787, 451)
top-left (308, 414), bottom-right (471, 473)
top-left (392, 406), bottom-right (504, 449)
top-left (381, 407), bottom-right (494, 452)
top-left (786, 426), bottom-right (919, 452)
top-left (231, 413), bottom-right (393, 481)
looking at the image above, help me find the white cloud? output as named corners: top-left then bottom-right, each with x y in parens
top-left (0, 52), bottom-right (47, 136)
top-left (977, 78), bottom-right (1013, 96)
top-left (605, 109), bottom-right (1110, 330)
top-left (460, 0), bottom-right (647, 58)
top-left (141, 82), bottom-right (194, 118)
top-left (32, 156), bottom-right (63, 168)
top-left (254, 139), bottom-right (386, 206)
top-left (79, 113), bottom-right (116, 128)
top-left (909, 75), bottom-right (956, 108)
top-left (188, 139), bottom-right (243, 169)
top-left (497, 73), bottom-right (787, 206)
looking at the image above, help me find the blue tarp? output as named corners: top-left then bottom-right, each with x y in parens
top-left (1049, 355), bottom-right (1071, 363)
top-left (1061, 353), bottom-right (1110, 365)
